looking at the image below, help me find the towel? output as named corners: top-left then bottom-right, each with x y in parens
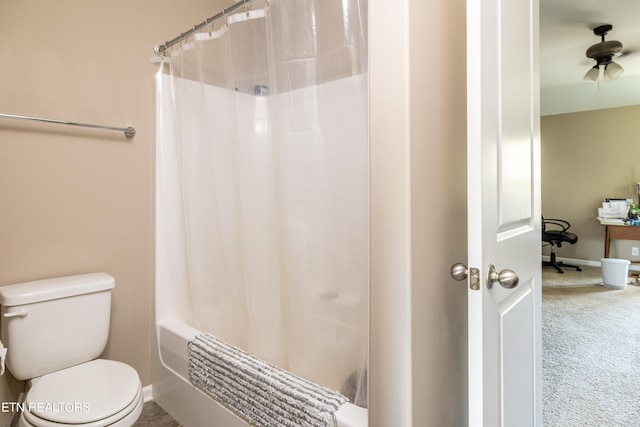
top-left (188, 333), bottom-right (348, 427)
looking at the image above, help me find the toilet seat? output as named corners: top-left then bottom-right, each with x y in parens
top-left (20, 359), bottom-right (142, 427)
top-left (21, 387), bottom-right (143, 427)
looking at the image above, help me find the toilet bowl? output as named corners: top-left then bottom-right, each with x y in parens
top-left (0, 273), bottom-right (142, 427)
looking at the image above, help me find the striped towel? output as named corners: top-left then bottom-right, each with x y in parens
top-left (188, 333), bottom-right (348, 427)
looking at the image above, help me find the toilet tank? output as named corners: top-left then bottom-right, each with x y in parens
top-left (0, 273), bottom-right (115, 380)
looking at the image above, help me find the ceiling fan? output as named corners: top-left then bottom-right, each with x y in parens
top-left (583, 24), bottom-right (624, 82)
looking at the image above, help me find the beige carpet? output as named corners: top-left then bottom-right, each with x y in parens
top-left (543, 265), bottom-right (640, 427)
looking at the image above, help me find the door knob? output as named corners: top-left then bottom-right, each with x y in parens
top-left (450, 263), bottom-right (480, 291)
top-left (487, 264), bottom-right (519, 289)
top-left (450, 263), bottom-right (468, 281)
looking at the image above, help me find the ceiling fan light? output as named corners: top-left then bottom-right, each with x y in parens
top-left (604, 61), bottom-right (624, 81)
top-left (583, 66), bottom-right (599, 82)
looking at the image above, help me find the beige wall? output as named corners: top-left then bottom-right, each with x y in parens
top-left (542, 105), bottom-right (640, 263)
top-left (408, 1), bottom-right (468, 425)
top-left (370, 0), bottom-right (467, 425)
top-left (0, 0), bottom-right (222, 423)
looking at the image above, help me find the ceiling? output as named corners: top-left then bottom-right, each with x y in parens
top-left (540, 0), bottom-right (640, 115)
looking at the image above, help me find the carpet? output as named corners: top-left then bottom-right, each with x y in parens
top-left (543, 266), bottom-right (640, 426)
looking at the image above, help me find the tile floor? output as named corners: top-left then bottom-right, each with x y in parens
top-left (133, 401), bottom-right (181, 427)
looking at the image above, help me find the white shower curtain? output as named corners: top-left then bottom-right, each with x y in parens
top-left (158, 0), bottom-right (368, 406)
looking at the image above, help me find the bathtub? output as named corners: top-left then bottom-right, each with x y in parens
top-left (152, 318), bottom-right (368, 427)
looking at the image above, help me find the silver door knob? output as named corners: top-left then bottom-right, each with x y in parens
top-left (450, 263), bottom-right (468, 281)
top-left (487, 264), bottom-right (519, 289)
top-left (450, 263), bottom-right (480, 291)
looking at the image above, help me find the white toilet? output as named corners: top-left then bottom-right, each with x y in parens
top-left (0, 273), bottom-right (143, 427)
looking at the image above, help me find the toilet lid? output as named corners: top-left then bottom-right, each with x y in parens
top-left (26, 359), bottom-right (141, 424)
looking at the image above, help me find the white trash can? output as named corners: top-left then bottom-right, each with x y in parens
top-left (600, 258), bottom-right (631, 289)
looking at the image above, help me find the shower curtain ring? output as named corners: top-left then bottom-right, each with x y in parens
top-left (222, 7), bottom-right (229, 26)
top-left (203, 18), bottom-right (212, 36)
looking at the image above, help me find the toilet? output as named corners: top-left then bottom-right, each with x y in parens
top-left (0, 273), bottom-right (143, 426)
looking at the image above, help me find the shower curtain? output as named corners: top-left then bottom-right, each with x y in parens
top-left (158, 0), bottom-right (368, 406)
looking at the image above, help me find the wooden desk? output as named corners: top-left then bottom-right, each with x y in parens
top-left (604, 224), bottom-right (640, 257)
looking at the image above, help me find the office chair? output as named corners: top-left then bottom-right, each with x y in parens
top-left (542, 217), bottom-right (582, 274)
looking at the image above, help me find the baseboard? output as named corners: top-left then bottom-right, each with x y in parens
top-left (542, 256), bottom-right (640, 272)
top-left (143, 384), bottom-right (153, 402)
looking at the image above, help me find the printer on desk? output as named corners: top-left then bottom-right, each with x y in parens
top-left (597, 198), bottom-right (632, 225)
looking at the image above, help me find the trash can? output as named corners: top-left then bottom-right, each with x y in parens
top-left (600, 258), bottom-right (631, 289)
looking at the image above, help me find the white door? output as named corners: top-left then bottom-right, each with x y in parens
top-left (464, 0), bottom-right (542, 425)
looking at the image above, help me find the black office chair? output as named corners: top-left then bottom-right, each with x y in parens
top-left (542, 217), bottom-right (582, 274)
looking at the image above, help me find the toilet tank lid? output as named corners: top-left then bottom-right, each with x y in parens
top-left (0, 273), bottom-right (115, 306)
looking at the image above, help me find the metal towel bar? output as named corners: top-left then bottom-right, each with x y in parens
top-left (0, 113), bottom-right (136, 138)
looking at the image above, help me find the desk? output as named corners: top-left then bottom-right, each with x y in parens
top-left (604, 224), bottom-right (640, 257)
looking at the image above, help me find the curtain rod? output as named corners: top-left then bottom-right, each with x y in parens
top-left (153, 0), bottom-right (256, 56)
top-left (0, 113), bottom-right (136, 138)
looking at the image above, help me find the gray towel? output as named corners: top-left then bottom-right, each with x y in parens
top-left (188, 333), bottom-right (348, 427)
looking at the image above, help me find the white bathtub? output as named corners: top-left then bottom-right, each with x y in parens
top-left (152, 318), bottom-right (368, 427)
